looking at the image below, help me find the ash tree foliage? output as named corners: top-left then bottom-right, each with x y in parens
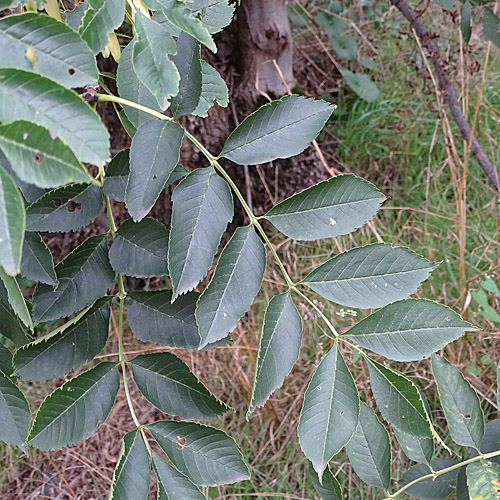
top-left (0, 1), bottom-right (498, 499)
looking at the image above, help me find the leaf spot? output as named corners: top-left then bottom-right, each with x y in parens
top-left (461, 413), bottom-right (471, 419)
top-left (66, 200), bottom-right (82, 213)
top-left (33, 153), bottom-right (43, 164)
top-left (176, 435), bottom-right (186, 450)
top-left (339, 410), bottom-right (344, 415)
top-left (23, 133), bottom-right (28, 140)
top-left (223, 312), bottom-right (228, 318)
top-left (316, 386), bottom-right (321, 391)
top-left (445, 317), bottom-right (451, 321)
top-left (152, 175), bottom-right (157, 180)
top-left (394, 282), bottom-right (398, 286)
top-left (68, 68), bottom-right (76, 76)
top-left (329, 217), bottom-right (336, 226)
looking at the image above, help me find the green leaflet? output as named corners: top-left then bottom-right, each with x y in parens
top-left (0, 370), bottom-right (31, 447)
top-left (193, 60), bottom-right (229, 117)
top-left (125, 119), bottom-right (184, 221)
top-left (127, 290), bottom-right (201, 349)
top-left (0, 69), bottom-right (110, 166)
top-left (109, 429), bottom-right (151, 500)
top-left (117, 40), bottom-right (162, 128)
top-left (431, 354), bottom-right (485, 451)
top-left (133, 12), bottom-right (179, 110)
top-left (302, 244), bottom-right (436, 309)
top-left (332, 35), bottom-right (358, 60)
top-left (483, 9), bottom-right (500, 49)
top-left (25, 184), bottom-right (103, 233)
top-left (345, 299), bottom-right (475, 361)
top-left (461, 1), bottom-right (472, 45)
top-left (264, 174), bottom-right (385, 241)
top-left (13, 297), bottom-right (111, 381)
top-left (21, 232), bottom-right (57, 286)
top-left (394, 428), bottom-right (434, 465)
top-left (467, 460), bottom-right (500, 500)
top-left (144, 0), bottom-right (216, 52)
top-left (0, 165), bottom-right (25, 275)
top-left (0, 121), bottom-right (92, 189)
top-left (170, 32), bottom-right (202, 117)
top-left (248, 292), bottom-right (302, 415)
top-left (196, 225), bottom-right (266, 349)
top-left (298, 342), bottom-right (359, 479)
top-left (0, 284), bottom-right (31, 347)
top-left (130, 352), bottom-right (229, 420)
top-left (148, 420), bottom-right (250, 486)
top-left (220, 95), bottom-right (334, 165)
top-left (309, 462), bottom-right (343, 500)
top-left (153, 452), bottom-right (207, 500)
top-left (109, 218), bottom-right (170, 278)
top-left (0, 12), bottom-right (98, 88)
top-left (366, 358), bottom-right (432, 438)
top-left (28, 362), bottom-right (120, 450)
top-left (189, 0), bottom-right (235, 34)
top-left (0, 268), bottom-right (32, 330)
top-left (341, 70), bottom-right (380, 103)
top-left (32, 234), bottom-right (114, 323)
top-left (102, 149), bottom-right (130, 202)
top-left (78, 0), bottom-right (125, 55)
top-left (0, 342), bottom-right (13, 377)
top-left (345, 402), bottom-right (391, 491)
top-left (169, 167), bottom-right (233, 299)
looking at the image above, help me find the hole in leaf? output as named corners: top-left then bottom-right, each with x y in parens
top-left (339, 410), bottom-right (344, 415)
top-left (66, 200), bottom-right (82, 212)
top-left (461, 413), bottom-right (471, 419)
top-left (33, 153), bottom-right (43, 164)
top-left (176, 436), bottom-right (186, 450)
top-left (316, 386), bottom-right (321, 391)
top-left (152, 175), bottom-right (157, 180)
top-left (68, 68), bottom-right (76, 76)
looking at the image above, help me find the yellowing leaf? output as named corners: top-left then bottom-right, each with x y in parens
top-left (44, 0), bottom-right (62, 21)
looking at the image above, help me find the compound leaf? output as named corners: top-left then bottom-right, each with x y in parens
top-left (126, 119), bottom-right (184, 221)
top-left (196, 225), bottom-right (266, 349)
top-left (130, 352), bottom-right (229, 420)
top-left (345, 299), bottom-right (475, 361)
top-left (32, 234), bottom-right (114, 323)
top-left (0, 268), bottom-right (32, 330)
top-left (148, 420), bottom-right (250, 486)
top-left (193, 60), bottom-right (229, 117)
top-left (132, 12), bottom-right (179, 110)
top-left (28, 362), bottom-right (119, 450)
top-left (110, 218), bottom-right (169, 278)
top-left (309, 462), bottom-right (342, 500)
top-left (0, 370), bottom-right (30, 446)
top-left (265, 174), bottom-right (385, 241)
top-left (109, 429), bottom-right (151, 500)
top-left (14, 297), bottom-right (111, 381)
top-left (431, 354), bottom-right (484, 451)
top-left (169, 166), bottom-right (233, 300)
top-left (0, 164), bottom-right (25, 275)
top-left (302, 244), bottom-right (436, 308)
top-left (249, 292), bottom-right (302, 415)
top-left (0, 69), bottom-right (109, 166)
top-left (346, 402), bottom-right (391, 491)
top-left (21, 232), bottom-right (57, 286)
top-left (0, 12), bottom-right (98, 87)
top-left (220, 95), bottom-right (334, 165)
top-left (298, 342), bottom-right (359, 479)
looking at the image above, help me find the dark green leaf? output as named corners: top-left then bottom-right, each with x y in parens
top-left (316, 11), bottom-right (346, 37)
top-left (331, 35), bottom-right (358, 60)
top-left (0, 164), bottom-right (25, 275)
top-left (346, 402), bottom-right (391, 490)
top-left (431, 354), bottom-right (484, 450)
top-left (249, 292), bottom-right (302, 414)
top-left (265, 174), bottom-right (385, 241)
top-left (153, 452), bottom-right (207, 500)
top-left (64, 2), bottom-right (89, 31)
top-left (32, 234), bottom-right (114, 323)
top-left (109, 429), bottom-right (151, 500)
top-left (399, 459), bottom-right (459, 500)
top-left (149, 420), bottom-right (250, 486)
top-left (0, 342), bottom-right (13, 377)
top-left (483, 9), bottom-right (500, 48)
top-left (0, 69), bottom-right (110, 166)
top-left (102, 149), bottom-right (129, 202)
top-left (0, 269), bottom-right (32, 329)
top-left (196, 225), bottom-right (266, 349)
top-left (298, 342), bottom-right (359, 478)
top-left (193, 60), bottom-right (229, 117)
top-left (367, 358), bottom-right (432, 437)
top-left (479, 419), bottom-right (500, 463)
top-left (0, 370), bottom-right (30, 446)
top-left (110, 218), bottom-right (169, 278)
top-left (170, 32), bottom-right (202, 117)
top-left (457, 465), bottom-right (469, 500)
top-left (28, 362), bottom-right (119, 450)
top-left (133, 12), bottom-right (179, 110)
top-left (21, 232), bottom-right (57, 286)
top-left (309, 462), bottom-right (342, 500)
top-left (14, 297), bottom-right (111, 381)
top-left (78, 0), bottom-right (125, 54)
top-left (0, 121), bottom-right (92, 189)
top-left (394, 429), bottom-right (434, 465)
top-left (0, 287), bottom-right (31, 347)
top-left (117, 40), bottom-right (162, 128)
top-left (467, 460), bottom-right (500, 500)
top-left (461, 1), bottom-right (472, 45)
top-left (189, 0), bottom-right (235, 34)
top-left (0, 12), bottom-right (98, 87)
top-left (220, 95), bottom-right (334, 165)
top-left (26, 184), bottom-right (103, 233)
top-left (169, 167), bottom-right (233, 299)
top-left (125, 119), bottom-right (184, 221)
top-left (345, 299), bottom-right (475, 361)
top-left (127, 289), bottom-right (201, 348)
top-left (434, 0), bottom-right (455, 11)
top-left (130, 352), bottom-right (229, 420)
top-left (341, 70), bottom-right (380, 102)
top-left (303, 244), bottom-right (435, 308)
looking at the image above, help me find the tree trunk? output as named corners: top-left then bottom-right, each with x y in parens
top-left (235, 0), bottom-right (294, 97)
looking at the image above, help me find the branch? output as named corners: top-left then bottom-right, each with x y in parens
top-left (390, 0), bottom-right (500, 190)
